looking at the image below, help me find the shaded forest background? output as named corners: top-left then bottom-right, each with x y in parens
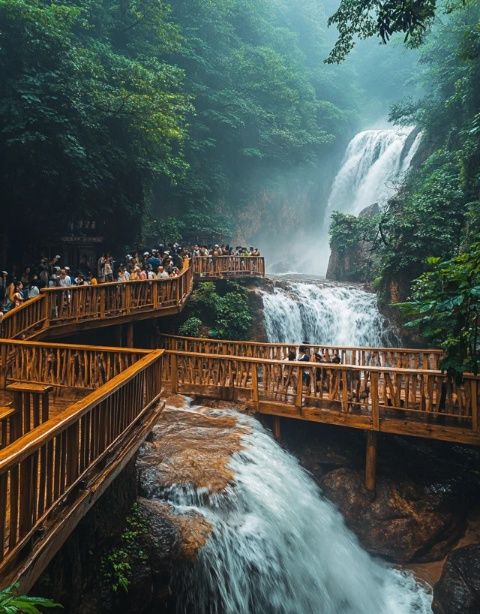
top-left (0, 0), bottom-right (418, 264)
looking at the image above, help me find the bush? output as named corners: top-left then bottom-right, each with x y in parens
top-left (179, 317), bottom-right (203, 337)
top-left (0, 584), bottom-right (61, 613)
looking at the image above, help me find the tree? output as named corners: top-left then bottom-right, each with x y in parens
top-left (326, 0), bottom-right (438, 63)
top-left (0, 0), bottom-right (190, 261)
top-left (400, 246), bottom-right (480, 376)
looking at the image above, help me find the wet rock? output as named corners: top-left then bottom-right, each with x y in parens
top-left (433, 544), bottom-right (480, 613)
top-left (137, 402), bottom-right (249, 493)
top-left (320, 467), bottom-right (465, 564)
top-left (137, 498), bottom-right (212, 563)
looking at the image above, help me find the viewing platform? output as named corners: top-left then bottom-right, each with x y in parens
top-left (0, 256), bottom-right (265, 341)
top-left (0, 339), bottom-right (163, 591)
top-left (1, 259), bottom-right (479, 594)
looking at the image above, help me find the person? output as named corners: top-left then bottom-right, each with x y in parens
top-left (130, 266), bottom-right (141, 281)
top-left (28, 276), bottom-right (40, 298)
top-left (0, 271), bottom-right (7, 303)
top-left (104, 255), bottom-right (114, 282)
top-left (148, 250), bottom-right (161, 271)
top-left (13, 282), bottom-right (25, 308)
top-left (59, 269), bottom-right (72, 287)
top-left (117, 267), bottom-right (130, 282)
top-left (157, 266), bottom-right (169, 279)
top-left (97, 254), bottom-right (106, 283)
top-left (297, 346), bottom-right (311, 387)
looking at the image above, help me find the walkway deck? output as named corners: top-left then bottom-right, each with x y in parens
top-left (1, 260), bottom-right (478, 592)
top-left (161, 347), bottom-right (480, 447)
top-left (0, 256), bottom-right (265, 341)
top-left (0, 340), bottom-right (163, 591)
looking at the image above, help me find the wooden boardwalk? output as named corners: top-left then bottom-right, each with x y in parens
top-left (1, 260), bottom-right (479, 592)
top-left (0, 256), bottom-right (265, 341)
top-left (0, 340), bottom-right (164, 591)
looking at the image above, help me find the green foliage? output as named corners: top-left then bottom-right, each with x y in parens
top-left (0, 0), bottom-right (190, 260)
top-left (101, 503), bottom-right (148, 594)
top-left (329, 211), bottom-right (379, 254)
top-left (210, 284), bottom-right (253, 340)
top-left (0, 584), bottom-right (61, 614)
top-left (149, 0), bottom-right (359, 243)
top-left (178, 316), bottom-right (202, 337)
top-left (186, 281), bottom-right (253, 340)
top-left (380, 147), bottom-right (465, 278)
top-left (400, 243), bottom-right (480, 376)
top-left (327, 0), bottom-right (440, 63)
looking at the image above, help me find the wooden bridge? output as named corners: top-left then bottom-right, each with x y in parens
top-left (0, 256), bottom-right (264, 341)
top-left (1, 257), bottom-right (479, 593)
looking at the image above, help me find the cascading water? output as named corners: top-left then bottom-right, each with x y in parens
top-left (167, 403), bottom-right (431, 613)
top-left (326, 126), bottom-right (422, 217)
top-left (261, 280), bottom-right (399, 347)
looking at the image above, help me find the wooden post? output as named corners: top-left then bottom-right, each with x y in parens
top-left (0, 344), bottom-right (6, 389)
top-left (295, 367), bottom-right (303, 410)
top-left (371, 371), bottom-right (380, 430)
top-left (170, 353), bottom-right (178, 394)
top-left (251, 364), bottom-right (259, 411)
top-left (365, 431), bottom-right (378, 492)
top-left (114, 325), bottom-right (123, 347)
top-left (471, 379), bottom-right (479, 432)
top-left (126, 323), bottom-right (134, 348)
top-left (273, 415), bottom-right (281, 441)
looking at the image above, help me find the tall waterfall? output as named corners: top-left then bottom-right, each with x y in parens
top-left (326, 126), bottom-right (422, 217)
top-left (261, 280), bottom-right (398, 347)
top-left (171, 404), bottom-right (431, 613)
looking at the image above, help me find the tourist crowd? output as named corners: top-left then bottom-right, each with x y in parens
top-left (0, 244), bottom-right (261, 313)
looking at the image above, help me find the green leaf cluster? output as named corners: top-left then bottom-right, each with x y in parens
top-left (400, 241), bottom-right (480, 376)
top-left (101, 503), bottom-right (148, 594)
top-left (186, 281), bottom-right (253, 340)
top-left (0, 0), bottom-right (190, 259)
top-left (0, 584), bottom-right (61, 614)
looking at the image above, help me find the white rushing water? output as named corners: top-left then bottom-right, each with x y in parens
top-left (170, 404), bottom-right (431, 613)
top-left (326, 126), bottom-right (422, 217)
top-left (261, 280), bottom-right (399, 347)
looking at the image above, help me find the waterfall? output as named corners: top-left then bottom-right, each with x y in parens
top-left (261, 280), bottom-right (398, 346)
top-left (326, 126), bottom-right (421, 217)
top-left (169, 404), bottom-right (431, 613)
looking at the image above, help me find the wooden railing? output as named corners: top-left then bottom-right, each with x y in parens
top-left (0, 268), bottom-right (193, 340)
top-left (0, 258), bottom-right (267, 341)
top-left (0, 296), bottom-right (48, 340)
top-left (191, 255), bottom-right (265, 278)
top-left (0, 339), bottom-right (149, 390)
top-left (160, 335), bottom-right (444, 370)
top-left (0, 347), bottom-right (163, 589)
top-left (42, 266), bottom-right (193, 327)
top-left (162, 350), bottom-right (480, 444)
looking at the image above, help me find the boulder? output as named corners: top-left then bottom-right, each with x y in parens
top-left (320, 467), bottom-right (465, 564)
top-left (433, 544), bottom-right (480, 613)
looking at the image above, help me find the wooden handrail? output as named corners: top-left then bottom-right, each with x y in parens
top-left (160, 334), bottom-right (444, 370)
top-left (0, 295), bottom-right (47, 340)
top-left (0, 339), bottom-right (150, 390)
top-left (161, 350), bottom-right (480, 443)
top-left (163, 349), bottom-right (453, 376)
top-left (0, 349), bottom-right (163, 580)
top-left (192, 255), bottom-right (265, 277)
top-left (160, 333), bottom-right (442, 354)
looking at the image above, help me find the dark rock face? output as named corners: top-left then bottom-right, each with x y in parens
top-left (326, 203), bottom-right (380, 283)
top-left (35, 460), bottom-right (139, 613)
top-left (433, 544), bottom-right (480, 613)
top-left (279, 420), bottom-right (477, 565)
top-left (320, 467), bottom-right (465, 563)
